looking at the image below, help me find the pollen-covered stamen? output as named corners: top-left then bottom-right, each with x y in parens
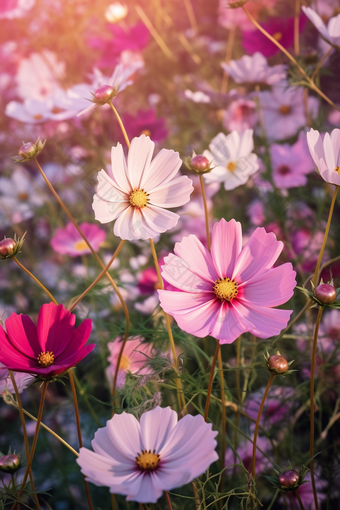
top-left (74, 240), bottom-right (89, 251)
top-left (37, 351), bottom-right (55, 367)
top-left (335, 166), bottom-right (340, 175)
top-left (227, 161), bottom-right (237, 172)
top-left (214, 277), bottom-right (238, 302)
top-left (129, 189), bottom-right (149, 208)
top-left (279, 105), bottom-right (291, 115)
top-left (136, 449), bottom-right (160, 471)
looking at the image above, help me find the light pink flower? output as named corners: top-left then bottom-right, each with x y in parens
top-left (302, 6), bottom-right (340, 47)
top-left (158, 219), bottom-right (296, 344)
top-left (270, 138), bottom-right (313, 188)
top-left (306, 127), bottom-right (340, 185)
top-left (218, 0), bottom-right (278, 31)
top-left (222, 98), bottom-right (258, 133)
top-left (225, 436), bottom-right (271, 473)
top-left (244, 386), bottom-right (296, 429)
top-left (221, 53), bottom-right (287, 85)
top-left (92, 135), bottom-right (193, 240)
top-left (0, 363), bottom-right (33, 395)
top-left (77, 406), bottom-right (218, 503)
top-left (0, 303), bottom-right (95, 377)
top-left (50, 222), bottom-right (106, 257)
top-left (106, 336), bottom-right (154, 389)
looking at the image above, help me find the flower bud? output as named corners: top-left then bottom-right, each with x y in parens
top-left (191, 155), bottom-right (210, 172)
top-left (314, 283), bottom-right (337, 304)
top-left (0, 454), bottom-right (20, 472)
top-left (0, 238), bottom-right (16, 258)
top-left (94, 85), bottom-right (115, 103)
top-left (13, 137), bottom-right (46, 162)
top-left (278, 469), bottom-right (299, 488)
top-left (268, 354), bottom-right (289, 374)
top-left (105, 3), bottom-right (128, 23)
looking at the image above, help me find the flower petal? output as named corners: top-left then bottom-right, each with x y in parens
top-left (140, 407), bottom-right (178, 453)
top-left (5, 313), bottom-right (40, 358)
top-left (234, 300), bottom-right (292, 338)
top-left (161, 253), bottom-right (213, 293)
top-left (211, 219), bottom-right (242, 278)
top-left (36, 303), bottom-right (75, 355)
top-left (57, 319), bottom-right (92, 360)
top-left (140, 148), bottom-right (182, 190)
top-left (127, 135), bottom-right (154, 189)
top-left (210, 302), bottom-right (250, 343)
top-left (108, 143), bottom-right (131, 193)
top-left (172, 235), bottom-right (218, 282)
top-left (148, 176), bottom-right (193, 208)
top-left (142, 205), bottom-right (179, 236)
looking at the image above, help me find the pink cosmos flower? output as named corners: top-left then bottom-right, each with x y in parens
top-left (281, 469), bottom-right (327, 509)
top-left (302, 6), bottom-right (340, 47)
top-left (244, 386), bottom-right (296, 429)
top-left (270, 139), bottom-right (313, 189)
top-left (122, 109), bottom-right (168, 143)
top-left (77, 406), bottom-right (218, 503)
top-left (106, 336), bottom-right (154, 389)
top-left (92, 135), bottom-right (193, 240)
top-left (225, 436), bottom-right (271, 473)
top-left (218, 0), bottom-right (278, 31)
top-left (242, 16), bottom-right (307, 58)
top-left (158, 219), bottom-right (296, 344)
top-left (221, 53), bottom-right (287, 85)
top-left (50, 222), bottom-right (106, 257)
top-left (306, 128), bottom-right (340, 186)
top-left (222, 98), bottom-right (258, 133)
top-left (0, 303), bottom-right (95, 377)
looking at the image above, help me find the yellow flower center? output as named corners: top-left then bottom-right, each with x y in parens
top-left (214, 277), bottom-right (238, 302)
top-left (279, 105), bottom-right (291, 115)
top-left (140, 129), bottom-right (151, 137)
top-left (119, 355), bottom-right (130, 371)
top-left (129, 189), bottom-right (149, 208)
top-left (272, 32), bottom-right (282, 41)
top-left (17, 192), bottom-right (28, 201)
top-left (227, 161), bottom-right (237, 172)
top-left (33, 114), bottom-right (43, 120)
top-left (74, 240), bottom-right (89, 251)
top-left (37, 351), bottom-right (55, 367)
top-left (335, 166), bottom-right (340, 175)
top-left (136, 450), bottom-right (160, 471)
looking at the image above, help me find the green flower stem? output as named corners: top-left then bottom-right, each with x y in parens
top-left (204, 342), bottom-right (220, 422)
top-left (198, 174), bottom-right (211, 250)
top-left (295, 489), bottom-right (306, 510)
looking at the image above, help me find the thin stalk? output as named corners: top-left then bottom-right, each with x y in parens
top-left (294, 0), bottom-right (300, 56)
top-left (217, 349), bottom-right (226, 491)
top-left (33, 157), bottom-right (130, 341)
top-left (13, 257), bottom-right (58, 305)
top-left (109, 102), bottom-right (131, 148)
top-left (204, 342), bottom-right (220, 422)
top-left (68, 241), bottom-right (125, 311)
top-left (311, 48), bottom-right (333, 82)
top-left (221, 26), bottom-right (236, 93)
top-left (12, 381), bottom-right (48, 510)
top-left (198, 174), bottom-right (211, 250)
top-left (295, 489), bottom-right (306, 510)
top-left (139, 504), bottom-right (143, 510)
top-left (242, 6), bottom-right (340, 112)
top-left (235, 336), bottom-right (241, 402)
top-left (111, 494), bottom-right (117, 510)
top-left (250, 373), bottom-right (274, 487)
top-left (149, 237), bottom-right (186, 413)
top-left (69, 371), bottom-right (94, 510)
top-left (135, 5), bottom-right (176, 61)
top-left (72, 371), bottom-right (101, 427)
top-left (309, 306), bottom-right (323, 510)
top-left (8, 372), bottom-right (40, 510)
top-left (312, 185), bottom-right (339, 286)
top-left (165, 491), bottom-right (173, 510)
top-left (267, 489), bottom-right (280, 510)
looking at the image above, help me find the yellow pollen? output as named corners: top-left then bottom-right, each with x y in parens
top-left (279, 105), bottom-right (291, 115)
top-left (17, 192), bottom-right (28, 201)
top-left (37, 351), bottom-right (55, 367)
top-left (227, 161), bottom-right (237, 172)
top-left (129, 189), bottom-right (149, 208)
top-left (74, 240), bottom-right (89, 251)
top-left (140, 129), bottom-right (151, 137)
top-left (214, 277), bottom-right (238, 302)
top-left (272, 31), bottom-right (282, 41)
top-left (335, 166), bottom-right (340, 175)
top-left (136, 450), bottom-right (160, 471)
top-left (33, 114), bottom-right (43, 120)
top-left (119, 355), bottom-right (130, 371)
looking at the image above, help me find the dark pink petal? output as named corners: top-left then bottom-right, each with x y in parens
top-left (211, 219), bottom-right (242, 278)
top-left (5, 313), bottom-right (40, 358)
top-left (232, 228), bottom-right (283, 283)
top-left (240, 264), bottom-right (296, 306)
top-left (173, 235), bottom-right (218, 283)
top-left (57, 319), bottom-right (92, 361)
top-left (37, 303), bottom-right (75, 355)
top-left (161, 253), bottom-right (213, 293)
top-left (140, 407), bottom-right (177, 453)
top-left (234, 300), bottom-right (292, 338)
top-left (0, 336), bottom-right (34, 371)
top-left (53, 343), bottom-right (95, 371)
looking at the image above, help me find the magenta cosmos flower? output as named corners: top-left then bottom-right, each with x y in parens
top-left (50, 221), bottom-right (106, 257)
top-left (306, 128), bottom-right (340, 186)
top-left (77, 406), bottom-right (218, 503)
top-left (93, 135), bottom-right (193, 240)
top-left (0, 303), bottom-right (95, 377)
top-left (158, 219), bottom-right (296, 344)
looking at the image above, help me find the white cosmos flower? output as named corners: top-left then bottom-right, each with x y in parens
top-left (306, 127), bottom-right (340, 186)
top-left (92, 135), bottom-right (193, 241)
top-left (221, 52), bottom-right (287, 85)
top-left (302, 6), bottom-right (340, 48)
top-left (203, 130), bottom-right (259, 190)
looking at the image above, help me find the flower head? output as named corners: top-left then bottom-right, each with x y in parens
top-left (203, 130), bottom-right (259, 190)
top-left (158, 219), bottom-right (296, 344)
top-left (0, 233), bottom-right (26, 260)
top-left (92, 135), bottom-right (193, 240)
top-left (221, 53), bottom-right (287, 86)
top-left (0, 303), bottom-right (95, 378)
top-left (306, 128), bottom-right (340, 186)
top-left (302, 6), bottom-right (340, 47)
top-left (50, 222), bottom-right (106, 257)
top-left (77, 406), bottom-right (218, 503)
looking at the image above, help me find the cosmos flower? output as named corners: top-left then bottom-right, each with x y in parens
top-left (121, 109), bottom-right (168, 143)
top-left (92, 134), bottom-right (193, 241)
top-left (306, 127), bottom-right (340, 186)
top-left (218, 0), bottom-right (277, 31)
top-left (302, 6), bottom-right (340, 47)
top-left (221, 53), bottom-right (287, 85)
top-left (158, 219), bottom-right (296, 344)
top-left (77, 406), bottom-right (218, 503)
top-left (0, 363), bottom-right (33, 396)
top-left (225, 436), bottom-right (272, 473)
top-left (222, 98), bottom-right (258, 133)
top-left (270, 137), bottom-right (313, 189)
top-left (0, 303), bottom-right (95, 377)
top-left (50, 222), bottom-right (106, 257)
top-left (203, 130), bottom-right (259, 190)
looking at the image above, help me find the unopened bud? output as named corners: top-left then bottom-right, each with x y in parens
top-left (191, 155), bottom-right (210, 172)
top-left (0, 238), bottom-right (16, 258)
top-left (94, 85), bottom-right (115, 103)
top-left (0, 454), bottom-right (20, 472)
top-left (13, 137), bottom-right (46, 163)
top-left (314, 283), bottom-right (337, 304)
top-left (278, 469), bottom-right (299, 488)
top-left (268, 354), bottom-right (289, 374)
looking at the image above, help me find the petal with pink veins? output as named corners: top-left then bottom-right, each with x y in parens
top-left (211, 219), bottom-right (242, 278)
top-left (172, 235), bottom-right (218, 283)
top-left (235, 300), bottom-right (292, 338)
top-left (107, 143), bottom-right (131, 193)
top-left (140, 148), bottom-right (182, 190)
top-left (140, 406), bottom-right (177, 453)
top-left (142, 205), bottom-right (179, 236)
top-left (148, 176), bottom-right (193, 208)
top-left (37, 303), bottom-right (75, 355)
top-left (161, 253), bottom-right (213, 293)
top-left (127, 135), bottom-right (155, 189)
